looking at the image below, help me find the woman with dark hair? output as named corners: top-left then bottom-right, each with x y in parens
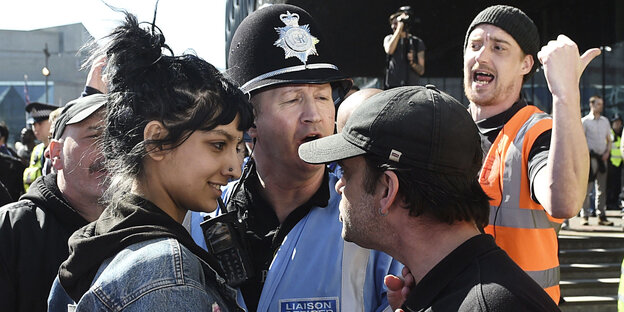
top-left (49, 12), bottom-right (252, 311)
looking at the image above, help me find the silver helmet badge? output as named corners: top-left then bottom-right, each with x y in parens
top-left (274, 11), bottom-right (319, 64)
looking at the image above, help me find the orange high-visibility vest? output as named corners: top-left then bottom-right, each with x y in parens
top-left (480, 105), bottom-right (562, 303)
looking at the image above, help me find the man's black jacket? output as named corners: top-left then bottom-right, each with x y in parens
top-left (0, 173), bottom-right (88, 312)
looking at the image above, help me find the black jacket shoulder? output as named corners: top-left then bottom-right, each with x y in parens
top-left (0, 175), bottom-right (88, 312)
top-left (0, 152), bottom-right (26, 202)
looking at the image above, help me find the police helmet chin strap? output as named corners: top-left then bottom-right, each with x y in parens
top-left (332, 82), bottom-right (348, 106)
top-left (220, 136), bottom-right (257, 225)
top-left (245, 137), bottom-right (256, 156)
top-left (214, 137), bottom-right (256, 219)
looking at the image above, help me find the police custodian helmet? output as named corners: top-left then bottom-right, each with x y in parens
top-left (227, 4), bottom-right (352, 103)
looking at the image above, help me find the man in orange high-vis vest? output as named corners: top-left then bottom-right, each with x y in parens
top-left (463, 5), bottom-right (601, 304)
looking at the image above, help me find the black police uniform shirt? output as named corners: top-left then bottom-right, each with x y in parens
top-left (225, 163), bottom-right (330, 312)
top-left (474, 96), bottom-right (551, 203)
top-left (401, 234), bottom-right (561, 312)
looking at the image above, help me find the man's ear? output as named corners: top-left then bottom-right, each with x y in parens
top-left (143, 121), bottom-right (168, 161)
top-left (48, 140), bottom-right (64, 170)
top-left (247, 122), bottom-right (258, 139)
top-left (520, 54), bottom-right (534, 76)
top-left (379, 170), bottom-right (400, 216)
top-left (247, 96), bottom-right (259, 139)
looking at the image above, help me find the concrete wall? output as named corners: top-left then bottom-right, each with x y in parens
top-left (0, 23), bottom-right (93, 106)
top-left (0, 24), bottom-right (93, 145)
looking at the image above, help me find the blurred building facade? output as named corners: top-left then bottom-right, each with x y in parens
top-left (0, 23), bottom-right (92, 144)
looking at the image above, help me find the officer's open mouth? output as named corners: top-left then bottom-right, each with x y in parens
top-left (302, 134), bottom-right (320, 143)
top-left (474, 71), bottom-right (494, 85)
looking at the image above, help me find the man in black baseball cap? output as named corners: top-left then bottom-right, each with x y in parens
top-left (190, 4), bottom-right (399, 311)
top-left (0, 94), bottom-right (107, 311)
top-left (52, 94), bottom-right (107, 141)
top-left (299, 85), bottom-right (560, 311)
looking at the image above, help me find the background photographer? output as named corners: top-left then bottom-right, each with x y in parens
top-left (384, 6), bottom-right (426, 89)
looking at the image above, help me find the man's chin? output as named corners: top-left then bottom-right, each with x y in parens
top-left (298, 159), bottom-right (325, 172)
top-left (343, 232), bottom-right (376, 250)
top-left (465, 89), bottom-right (496, 107)
top-left (341, 226), bottom-right (360, 245)
top-left (464, 84), bottom-right (477, 103)
top-left (341, 230), bottom-right (352, 242)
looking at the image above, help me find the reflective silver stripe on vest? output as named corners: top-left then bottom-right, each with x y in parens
top-left (240, 63), bottom-right (339, 92)
top-left (496, 112), bottom-right (556, 231)
top-left (489, 205), bottom-right (554, 229)
top-left (525, 266), bottom-right (560, 289)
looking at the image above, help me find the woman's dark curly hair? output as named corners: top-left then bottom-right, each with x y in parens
top-left (94, 12), bottom-right (253, 201)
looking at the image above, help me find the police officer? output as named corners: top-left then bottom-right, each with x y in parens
top-left (191, 4), bottom-right (401, 312)
top-left (23, 102), bottom-right (58, 191)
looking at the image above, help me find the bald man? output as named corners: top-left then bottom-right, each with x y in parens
top-left (330, 89), bottom-right (383, 178)
top-left (337, 88), bottom-right (382, 133)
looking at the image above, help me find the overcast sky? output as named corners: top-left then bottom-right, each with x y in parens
top-left (0, 0), bottom-right (226, 69)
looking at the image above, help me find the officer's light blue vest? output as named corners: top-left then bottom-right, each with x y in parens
top-left (190, 173), bottom-right (401, 312)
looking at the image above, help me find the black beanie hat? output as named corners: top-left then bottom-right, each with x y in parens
top-left (464, 5), bottom-right (540, 81)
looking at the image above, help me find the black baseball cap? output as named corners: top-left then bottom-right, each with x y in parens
top-left (25, 102), bottom-right (59, 123)
top-left (227, 4), bottom-right (351, 103)
top-left (53, 94), bottom-right (107, 140)
top-left (299, 85), bottom-right (482, 178)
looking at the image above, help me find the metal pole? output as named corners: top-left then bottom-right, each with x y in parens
top-left (43, 43), bottom-right (50, 103)
top-left (601, 46), bottom-right (606, 102)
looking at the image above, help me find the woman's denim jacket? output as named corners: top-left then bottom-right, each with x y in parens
top-left (48, 237), bottom-right (239, 311)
